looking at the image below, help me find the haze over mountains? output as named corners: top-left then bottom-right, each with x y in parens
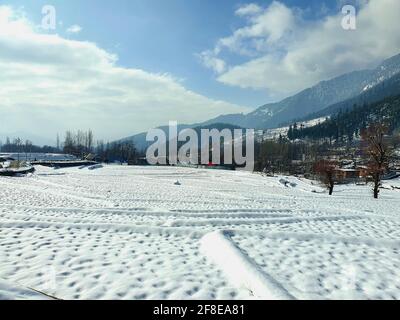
top-left (124, 53), bottom-right (400, 150)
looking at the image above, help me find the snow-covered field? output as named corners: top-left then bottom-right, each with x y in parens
top-left (1, 165), bottom-right (400, 300)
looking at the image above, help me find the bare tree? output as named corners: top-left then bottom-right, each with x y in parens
top-left (87, 129), bottom-right (94, 153)
top-left (361, 123), bottom-right (393, 199)
top-left (14, 138), bottom-right (22, 166)
top-left (63, 131), bottom-right (74, 155)
top-left (24, 140), bottom-right (33, 161)
top-left (314, 160), bottom-right (338, 195)
top-left (63, 129), bottom-right (95, 158)
top-left (56, 133), bottom-right (60, 151)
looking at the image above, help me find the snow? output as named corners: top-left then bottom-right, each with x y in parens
top-left (260, 117), bottom-right (329, 141)
top-left (0, 166), bottom-right (34, 175)
top-left (363, 84), bottom-right (374, 92)
top-left (200, 231), bottom-right (294, 300)
top-left (1, 165), bottom-right (400, 300)
top-left (87, 164), bottom-right (104, 171)
top-left (0, 279), bottom-right (51, 300)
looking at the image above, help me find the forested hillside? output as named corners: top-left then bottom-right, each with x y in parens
top-left (288, 95), bottom-right (400, 142)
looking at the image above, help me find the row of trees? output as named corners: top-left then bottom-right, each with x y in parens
top-left (0, 137), bottom-right (59, 154)
top-left (1, 130), bottom-right (141, 164)
top-left (62, 129), bottom-right (141, 163)
top-left (95, 140), bottom-right (139, 163)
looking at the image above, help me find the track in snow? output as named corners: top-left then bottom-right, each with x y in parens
top-left (1, 165), bottom-right (400, 300)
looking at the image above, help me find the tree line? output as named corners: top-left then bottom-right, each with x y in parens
top-left (62, 129), bottom-right (141, 163)
top-left (1, 130), bottom-right (142, 164)
top-left (0, 137), bottom-right (59, 154)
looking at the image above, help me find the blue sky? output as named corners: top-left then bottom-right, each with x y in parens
top-left (4, 0), bottom-right (344, 107)
top-left (0, 0), bottom-right (399, 142)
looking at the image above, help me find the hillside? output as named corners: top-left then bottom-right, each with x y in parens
top-left (204, 53), bottom-right (400, 130)
top-left (289, 95), bottom-right (400, 141)
top-left (300, 71), bottom-right (400, 122)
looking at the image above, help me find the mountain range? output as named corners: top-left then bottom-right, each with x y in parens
top-left (123, 52), bottom-right (400, 150)
top-left (300, 68), bottom-right (400, 122)
top-left (203, 53), bottom-right (400, 129)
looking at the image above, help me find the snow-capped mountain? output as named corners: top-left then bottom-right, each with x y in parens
top-left (204, 53), bottom-right (400, 129)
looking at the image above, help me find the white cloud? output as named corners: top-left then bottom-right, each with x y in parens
top-left (235, 3), bottom-right (262, 17)
top-left (201, 0), bottom-right (400, 96)
top-left (223, 2), bottom-right (295, 56)
top-left (199, 1), bottom-right (296, 70)
top-left (66, 24), bottom-right (82, 34)
top-left (0, 6), bottom-right (248, 141)
top-left (233, 1), bottom-right (295, 44)
top-left (197, 50), bottom-right (227, 74)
